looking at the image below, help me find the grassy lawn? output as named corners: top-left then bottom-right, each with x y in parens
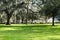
top-left (0, 24), bottom-right (60, 40)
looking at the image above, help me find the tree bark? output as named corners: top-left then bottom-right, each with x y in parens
top-left (6, 14), bottom-right (11, 25)
top-left (31, 19), bottom-right (33, 24)
top-left (45, 16), bottom-right (48, 24)
top-left (31, 13), bottom-right (33, 24)
top-left (21, 18), bottom-right (24, 24)
top-left (26, 19), bottom-right (27, 24)
top-left (52, 13), bottom-right (54, 26)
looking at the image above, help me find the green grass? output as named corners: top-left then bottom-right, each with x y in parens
top-left (0, 24), bottom-right (60, 40)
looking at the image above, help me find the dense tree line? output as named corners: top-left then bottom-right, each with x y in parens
top-left (0, 0), bottom-right (60, 26)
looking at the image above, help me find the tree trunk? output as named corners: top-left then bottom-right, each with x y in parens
top-left (6, 14), bottom-right (10, 25)
top-left (21, 18), bottom-right (24, 24)
top-left (52, 14), bottom-right (54, 26)
top-left (26, 18), bottom-right (27, 24)
top-left (31, 19), bottom-right (33, 24)
top-left (45, 16), bottom-right (48, 24)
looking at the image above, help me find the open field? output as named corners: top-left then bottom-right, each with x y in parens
top-left (0, 24), bottom-right (60, 40)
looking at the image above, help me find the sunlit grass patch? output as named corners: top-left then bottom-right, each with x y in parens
top-left (0, 27), bottom-right (18, 31)
top-left (32, 36), bottom-right (48, 40)
top-left (0, 38), bottom-right (4, 40)
top-left (48, 35), bottom-right (60, 40)
top-left (48, 35), bottom-right (60, 39)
